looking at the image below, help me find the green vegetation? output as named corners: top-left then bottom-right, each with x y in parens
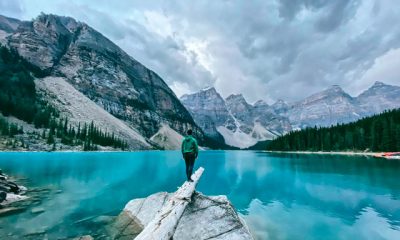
top-left (45, 118), bottom-right (128, 150)
top-left (246, 140), bottom-right (271, 150)
top-left (0, 45), bottom-right (128, 151)
top-left (0, 117), bottom-right (23, 137)
top-left (0, 45), bottom-right (49, 123)
top-left (266, 109), bottom-right (400, 152)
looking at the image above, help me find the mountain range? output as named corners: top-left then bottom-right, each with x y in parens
top-left (181, 82), bottom-right (400, 148)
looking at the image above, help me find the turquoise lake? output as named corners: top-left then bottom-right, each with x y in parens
top-left (0, 151), bottom-right (400, 239)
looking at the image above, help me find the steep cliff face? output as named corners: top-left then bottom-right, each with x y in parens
top-left (1, 14), bottom-right (205, 147)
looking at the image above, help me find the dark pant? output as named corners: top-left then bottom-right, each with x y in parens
top-left (183, 152), bottom-right (196, 180)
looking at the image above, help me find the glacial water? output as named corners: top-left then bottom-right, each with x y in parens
top-left (0, 151), bottom-right (400, 239)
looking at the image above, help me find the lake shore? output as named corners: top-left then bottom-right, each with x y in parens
top-left (264, 150), bottom-right (400, 159)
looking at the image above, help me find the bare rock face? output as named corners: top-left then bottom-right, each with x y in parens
top-left (35, 77), bottom-right (151, 149)
top-left (110, 191), bottom-right (253, 240)
top-left (284, 85), bottom-right (365, 128)
top-left (276, 82), bottom-right (400, 129)
top-left (181, 88), bottom-right (291, 148)
top-left (2, 13), bottom-right (205, 147)
top-left (181, 87), bottom-right (234, 142)
top-left (174, 192), bottom-right (253, 240)
top-left (356, 81), bottom-right (400, 114)
top-left (149, 124), bottom-right (184, 150)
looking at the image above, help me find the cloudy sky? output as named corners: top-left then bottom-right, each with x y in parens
top-left (1, 0), bottom-right (399, 103)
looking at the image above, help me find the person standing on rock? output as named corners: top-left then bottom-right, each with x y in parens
top-left (181, 129), bottom-right (199, 182)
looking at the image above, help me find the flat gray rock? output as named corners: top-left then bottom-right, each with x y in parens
top-left (111, 191), bottom-right (253, 240)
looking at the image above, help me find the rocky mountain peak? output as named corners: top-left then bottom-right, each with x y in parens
top-left (199, 86), bottom-right (220, 97)
top-left (357, 81), bottom-right (400, 113)
top-left (272, 99), bottom-right (288, 107)
top-left (35, 13), bottom-right (80, 33)
top-left (326, 85), bottom-right (345, 94)
top-left (181, 87), bottom-right (224, 104)
top-left (300, 85), bottom-right (351, 106)
top-left (372, 81), bottom-right (385, 87)
top-left (225, 94), bottom-right (249, 106)
top-left (200, 86), bottom-right (216, 92)
top-left (253, 100), bottom-right (268, 107)
top-left (33, 13), bottom-right (75, 35)
top-left (180, 87), bottom-right (232, 142)
top-left (358, 81), bottom-right (397, 97)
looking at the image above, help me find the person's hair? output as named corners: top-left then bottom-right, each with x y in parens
top-left (187, 129), bottom-right (193, 135)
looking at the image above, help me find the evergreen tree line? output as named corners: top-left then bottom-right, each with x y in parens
top-left (266, 109), bottom-right (400, 152)
top-left (0, 45), bottom-right (50, 124)
top-left (43, 118), bottom-right (128, 150)
top-left (0, 117), bottom-right (23, 137)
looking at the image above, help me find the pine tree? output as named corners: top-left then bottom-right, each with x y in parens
top-left (47, 132), bottom-right (55, 144)
top-left (41, 129), bottom-right (46, 139)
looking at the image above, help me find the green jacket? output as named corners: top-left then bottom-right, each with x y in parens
top-left (181, 136), bottom-right (199, 156)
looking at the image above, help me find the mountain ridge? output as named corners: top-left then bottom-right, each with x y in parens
top-left (182, 81), bottom-right (400, 148)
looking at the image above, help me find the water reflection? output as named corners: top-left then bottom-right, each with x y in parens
top-left (0, 151), bottom-right (399, 239)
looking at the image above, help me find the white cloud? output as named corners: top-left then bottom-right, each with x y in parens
top-left (1, 0), bottom-right (399, 102)
top-left (169, 81), bottom-right (191, 98)
top-left (350, 48), bottom-right (400, 95)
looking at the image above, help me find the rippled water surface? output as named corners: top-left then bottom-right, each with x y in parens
top-left (0, 151), bottom-right (400, 239)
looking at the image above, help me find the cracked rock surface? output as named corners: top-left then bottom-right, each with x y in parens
top-left (110, 191), bottom-right (253, 240)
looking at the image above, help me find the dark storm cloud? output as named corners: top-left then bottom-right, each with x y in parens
top-left (1, 0), bottom-right (399, 103)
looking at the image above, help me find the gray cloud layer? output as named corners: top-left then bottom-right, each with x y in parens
top-left (1, 0), bottom-right (399, 103)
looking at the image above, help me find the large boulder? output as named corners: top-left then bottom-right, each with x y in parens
top-left (109, 191), bottom-right (253, 240)
top-left (0, 191), bottom-right (6, 203)
top-left (0, 171), bottom-right (28, 206)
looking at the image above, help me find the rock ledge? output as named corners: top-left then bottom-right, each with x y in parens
top-left (110, 191), bottom-right (253, 240)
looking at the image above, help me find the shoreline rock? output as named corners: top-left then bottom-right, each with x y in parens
top-left (0, 169), bottom-right (28, 206)
top-left (109, 191), bottom-right (253, 240)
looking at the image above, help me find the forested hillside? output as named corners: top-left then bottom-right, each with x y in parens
top-left (266, 109), bottom-right (400, 152)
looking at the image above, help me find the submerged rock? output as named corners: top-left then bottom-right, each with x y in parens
top-left (73, 235), bottom-right (94, 240)
top-left (0, 171), bottom-right (29, 207)
top-left (0, 191), bottom-right (6, 203)
top-left (0, 206), bottom-right (27, 217)
top-left (110, 191), bottom-right (253, 240)
top-left (31, 207), bottom-right (45, 214)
